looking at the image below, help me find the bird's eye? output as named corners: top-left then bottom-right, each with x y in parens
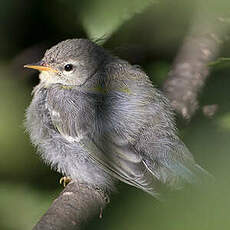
top-left (64, 64), bottom-right (73, 72)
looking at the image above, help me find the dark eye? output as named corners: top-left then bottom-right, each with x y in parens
top-left (64, 64), bottom-right (73, 72)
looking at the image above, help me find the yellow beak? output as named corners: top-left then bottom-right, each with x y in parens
top-left (24, 63), bottom-right (58, 73)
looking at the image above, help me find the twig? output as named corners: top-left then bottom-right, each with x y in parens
top-left (32, 181), bottom-right (108, 230)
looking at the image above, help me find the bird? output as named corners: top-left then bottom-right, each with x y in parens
top-left (24, 38), bottom-right (207, 196)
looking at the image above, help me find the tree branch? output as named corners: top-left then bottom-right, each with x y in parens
top-left (163, 11), bottom-right (227, 119)
top-left (33, 181), bottom-right (108, 230)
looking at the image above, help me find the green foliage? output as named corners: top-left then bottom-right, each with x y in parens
top-left (209, 57), bottom-right (230, 68)
top-left (0, 183), bottom-right (52, 230)
top-left (78, 0), bottom-right (156, 41)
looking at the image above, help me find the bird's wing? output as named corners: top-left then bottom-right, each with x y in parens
top-left (81, 133), bottom-right (158, 196)
top-left (132, 107), bottom-right (210, 188)
top-left (47, 89), bottom-right (158, 196)
top-left (138, 131), bottom-right (209, 188)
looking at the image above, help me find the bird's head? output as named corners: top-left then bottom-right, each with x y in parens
top-left (24, 39), bottom-right (108, 86)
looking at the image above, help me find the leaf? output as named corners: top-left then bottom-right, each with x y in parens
top-left (208, 57), bottom-right (230, 67)
top-left (78, 0), bottom-right (157, 42)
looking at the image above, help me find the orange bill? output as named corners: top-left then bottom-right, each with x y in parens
top-left (24, 64), bottom-right (58, 73)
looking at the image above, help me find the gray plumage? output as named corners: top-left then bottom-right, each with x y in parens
top-left (25, 39), bottom-right (206, 196)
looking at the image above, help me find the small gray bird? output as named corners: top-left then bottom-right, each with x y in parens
top-left (25, 39), bottom-right (206, 196)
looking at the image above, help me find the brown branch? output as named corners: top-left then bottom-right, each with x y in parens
top-left (32, 181), bottom-right (108, 230)
top-left (163, 11), bottom-right (227, 119)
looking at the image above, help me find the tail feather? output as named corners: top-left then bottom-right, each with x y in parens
top-left (142, 141), bottom-right (211, 189)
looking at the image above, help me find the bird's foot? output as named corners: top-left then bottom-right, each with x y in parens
top-left (59, 176), bottom-right (72, 187)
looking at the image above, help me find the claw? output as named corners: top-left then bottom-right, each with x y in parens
top-left (59, 176), bottom-right (72, 187)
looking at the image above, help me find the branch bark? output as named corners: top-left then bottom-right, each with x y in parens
top-left (163, 11), bottom-right (227, 119)
top-left (33, 181), bottom-right (108, 230)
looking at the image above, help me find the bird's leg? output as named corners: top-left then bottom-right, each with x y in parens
top-left (59, 176), bottom-right (72, 187)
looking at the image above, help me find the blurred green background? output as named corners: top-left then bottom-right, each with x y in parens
top-left (0, 0), bottom-right (230, 229)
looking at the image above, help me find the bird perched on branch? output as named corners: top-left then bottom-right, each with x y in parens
top-left (25, 39), bottom-right (206, 196)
